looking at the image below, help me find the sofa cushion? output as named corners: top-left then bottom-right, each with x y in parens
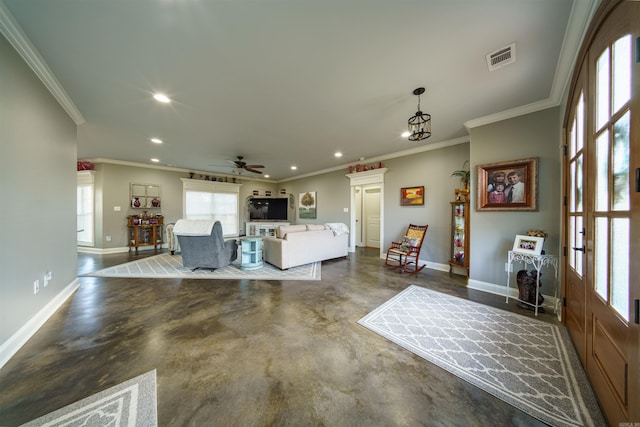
top-left (306, 224), bottom-right (326, 231)
top-left (277, 224), bottom-right (307, 238)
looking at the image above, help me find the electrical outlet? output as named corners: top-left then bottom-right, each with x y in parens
top-left (114, 206), bottom-right (121, 212)
top-left (106, 235), bottom-right (112, 241)
top-left (33, 280), bottom-right (40, 294)
top-left (44, 272), bottom-right (52, 287)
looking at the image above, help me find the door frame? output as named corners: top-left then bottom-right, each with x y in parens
top-left (347, 168), bottom-right (387, 257)
top-left (561, 0), bottom-right (639, 423)
top-left (363, 185), bottom-right (381, 248)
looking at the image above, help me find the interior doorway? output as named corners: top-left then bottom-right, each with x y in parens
top-left (364, 187), bottom-right (381, 248)
top-left (354, 186), bottom-right (381, 248)
top-left (348, 168), bottom-right (387, 257)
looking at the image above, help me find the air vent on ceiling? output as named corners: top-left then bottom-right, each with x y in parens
top-left (486, 43), bottom-right (516, 71)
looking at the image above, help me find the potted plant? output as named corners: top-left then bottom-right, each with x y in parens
top-left (451, 160), bottom-right (471, 190)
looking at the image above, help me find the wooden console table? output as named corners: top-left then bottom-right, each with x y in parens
top-left (127, 215), bottom-right (163, 252)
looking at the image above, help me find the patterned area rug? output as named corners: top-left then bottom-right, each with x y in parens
top-left (358, 286), bottom-right (606, 427)
top-left (84, 253), bottom-right (321, 280)
top-left (21, 370), bottom-right (157, 426)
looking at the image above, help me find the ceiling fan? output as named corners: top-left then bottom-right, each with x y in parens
top-left (225, 156), bottom-right (265, 174)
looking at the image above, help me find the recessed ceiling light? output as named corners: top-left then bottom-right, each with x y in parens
top-left (153, 93), bottom-right (171, 103)
top-left (401, 131), bottom-right (411, 138)
top-left (150, 138), bottom-right (163, 144)
top-left (150, 158), bottom-right (160, 163)
top-left (291, 166), bottom-right (297, 170)
top-left (334, 152), bottom-right (343, 158)
top-left (264, 174), bottom-right (270, 178)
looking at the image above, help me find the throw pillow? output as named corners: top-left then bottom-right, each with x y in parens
top-left (278, 224), bottom-right (307, 239)
top-left (400, 235), bottom-right (419, 251)
top-left (306, 224), bottom-right (326, 231)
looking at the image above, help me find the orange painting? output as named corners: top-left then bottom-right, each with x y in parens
top-left (401, 186), bottom-right (424, 206)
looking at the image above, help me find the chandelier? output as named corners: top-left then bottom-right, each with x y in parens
top-left (407, 87), bottom-right (431, 141)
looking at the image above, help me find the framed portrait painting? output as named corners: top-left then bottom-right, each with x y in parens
top-left (476, 157), bottom-right (538, 211)
top-left (401, 186), bottom-right (424, 206)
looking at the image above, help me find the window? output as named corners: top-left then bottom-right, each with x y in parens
top-left (181, 178), bottom-right (241, 237)
top-left (77, 171), bottom-right (95, 245)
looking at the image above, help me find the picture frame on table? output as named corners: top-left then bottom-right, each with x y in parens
top-left (476, 157), bottom-right (538, 211)
top-left (400, 186), bottom-right (424, 206)
top-left (512, 234), bottom-right (545, 255)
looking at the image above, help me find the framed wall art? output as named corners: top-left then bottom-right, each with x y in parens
top-left (512, 234), bottom-right (544, 255)
top-left (400, 186), bottom-right (424, 206)
top-left (130, 183), bottom-right (161, 209)
top-left (299, 191), bottom-right (317, 219)
top-left (476, 157), bottom-right (538, 211)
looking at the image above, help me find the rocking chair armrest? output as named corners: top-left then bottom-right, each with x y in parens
top-left (389, 241), bottom-right (402, 249)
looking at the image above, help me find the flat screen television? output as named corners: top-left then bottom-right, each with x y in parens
top-left (249, 198), bottom-right (288, 221)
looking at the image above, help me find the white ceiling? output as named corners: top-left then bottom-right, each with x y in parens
top-left (1, 0), bottom-right (596, 181)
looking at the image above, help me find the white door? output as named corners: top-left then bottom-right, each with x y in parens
top-left (364, 187), bottom-right (381, 248)
top-left (355, 187), bottom-right (364, 246)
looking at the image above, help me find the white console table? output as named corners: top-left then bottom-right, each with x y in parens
top-left (245, 221), bottom-right (289, 237)
top-left (506, 251), bottom-right (559, 316)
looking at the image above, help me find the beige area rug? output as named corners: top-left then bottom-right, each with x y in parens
top-left (358, 285), bottom-right (606, 427)
top-left (21, 370), bottom-right (157, 426)
top-left (84, 253), bottom-right (321, 281)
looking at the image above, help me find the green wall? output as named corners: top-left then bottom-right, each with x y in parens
top-left (0, 33), bottom-right (78, 346)
top-left (469, 108), bottom-right (562, 292)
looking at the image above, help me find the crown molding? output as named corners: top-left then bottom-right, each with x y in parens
top-left (549, 0), bottom-right (600, 103)
top-left (0, 1), bottom-right (85, 125)
top-left (463, 98), bottom-right (559, 130)
top-left (278, 135), bottom-right (470, 183)
top-left (464, 0), bottom-right (598, 131)
top-left (83, 158), bottom-right (276, 183)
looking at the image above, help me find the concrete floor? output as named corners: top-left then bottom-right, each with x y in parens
top-left (0, 248), bottom-right (558, 426)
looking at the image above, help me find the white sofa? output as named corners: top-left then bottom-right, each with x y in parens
top-left (262, 223), bottom-right (349, 270)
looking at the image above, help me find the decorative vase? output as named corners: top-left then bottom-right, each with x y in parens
top-left (133, 197), bottom-right (141, 208)
top-left (151, 197), bottom-right (160, 207)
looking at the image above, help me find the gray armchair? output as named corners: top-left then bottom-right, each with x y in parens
top-left (174, 220), bottom-right (237, 270)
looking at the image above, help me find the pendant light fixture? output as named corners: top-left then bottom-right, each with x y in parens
top-left (407, 87), bottom-right (431, 141)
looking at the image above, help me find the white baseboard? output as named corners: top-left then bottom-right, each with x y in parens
top-left (78, 244), bottom-right (167, 255)
top-left (469, 278), bottom-right (560, 319)
top-left (379, 252), bottom-right (449, 273)
top-left (424, 260), bottom-right (450, 272)
top-left (0, 279), bottom-right (80, 371)
top-left (379, 253), bottom-right (561, 319)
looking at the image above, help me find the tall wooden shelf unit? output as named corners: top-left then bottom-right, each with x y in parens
top-left (449, 201), bottom-right (469, 277)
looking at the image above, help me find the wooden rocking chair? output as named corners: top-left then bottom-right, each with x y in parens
top-left (384, 224), bottom-right (428, 274)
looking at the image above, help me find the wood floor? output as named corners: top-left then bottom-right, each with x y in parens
top-left (0, 248), bottom-right (559, 426)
